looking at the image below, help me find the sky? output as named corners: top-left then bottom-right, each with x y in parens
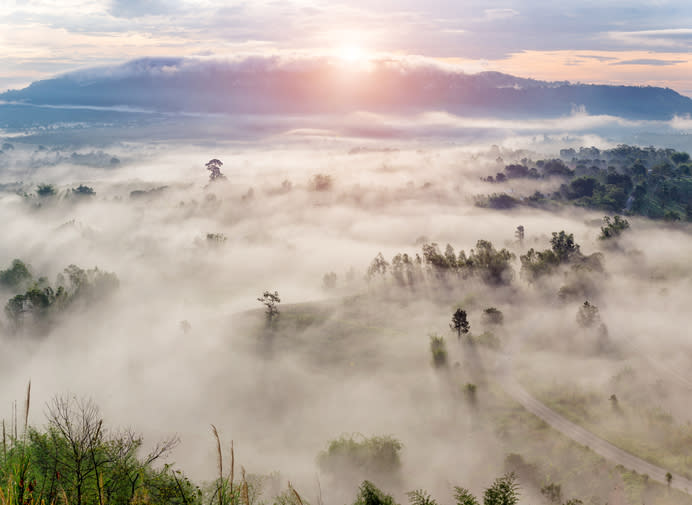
top-left (1, 0), bottom-right (692, 95)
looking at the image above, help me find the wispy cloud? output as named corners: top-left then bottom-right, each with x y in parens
top-left (607, 29), bottom-right (692, 50)
top-left (611, 58), bottom-right (686, 66)
top-left (481, 8), bottom-right (519, 21)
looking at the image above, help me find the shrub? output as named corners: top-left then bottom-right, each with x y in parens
top-left (429, 334), bottom-right (448, 368)
top-left (318, 434), bottom-right (402, 481)
top-left (482, 307), bottom-right (503, 325)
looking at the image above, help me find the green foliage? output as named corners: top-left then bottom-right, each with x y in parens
top-left (568, 177), bottom-right (600, 199)
top-left (514, 226), bottom-right (524, 243)
top-left (257, 291), bottom-right (281, 322)
top-left (465, 241), bottom-right (515, 285)
top-left (542, 159), bottom-right (574, 178)
top-left (480, 145), bottom-right (692, 220)
top-left (463, 383), bottom-right (477, 404)
top-left (0, 259), bottom-right (33, 292)
top-left (4, 265), bottom-right (118, 330)
top-left (550, 231), bottom-right (580, 262)
top-left (318, 434), bottom-right (402, 480)
top-left (354, 481), bottom-right (397, 505)
top-left (206, 159), bottom-right (226, 182)
top-left (477, 193), bottom-right (519, 210)
top-left (429, 334), bottom-right (448, 368)
top-left (482, 307), bottom-right (503, 325)
top-left (406, 489), bottom-right (437, 505)
top-left (36, 184), bottom-right (56, 197)
top-left (0, 395), bottom-right (191, 505)
top-left (367, 253), bottom-right (390, 282)
top-left (671, 152), bottom-right (690, 165)
top-left (206, 233), bottom-right (228, 245)
top-left (599, 215), bottom-right (630, 240)
top-left (469, 331), bottom-right (502, 350)
top-left (450, 308), bottom-right (470, 339)
top-left (540, 482), bottom-right (562, 504)
top-left (519, 248), bottom-right (559, 281)
top-left (663, 209), bottom-right (681, 221)
top-left (576, 301), bottom-right (600, 328)
top-left (72, 185), bottom-right (95, 196)
top-left (483, 473), bottom-right (519, 505)
top-left (310, 174), bottom-right (333, 191)
top-left (453, 487), bottom-right (479, 505)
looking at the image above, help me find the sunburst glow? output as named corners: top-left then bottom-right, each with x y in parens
top-left (336, 44), bottom-right (367, 63)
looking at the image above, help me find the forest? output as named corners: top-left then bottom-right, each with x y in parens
top-left (1, 141), bottom-right (691, 505)
top-left (478, 144), bottom-right (692, 221)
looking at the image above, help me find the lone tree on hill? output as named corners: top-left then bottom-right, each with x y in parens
top-left (258, 290), bottom-right (281, 322)
top-left (450, 308), bottom-right (470, 340)
top-left (205, 159), bottom-right (226, 182)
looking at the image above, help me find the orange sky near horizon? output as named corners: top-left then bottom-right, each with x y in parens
top-left (439, 50), bottom-right (692, 96)
top-left (1, 1), bottom-right (692, 97)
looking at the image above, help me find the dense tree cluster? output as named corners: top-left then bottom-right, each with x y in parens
top-left (369, 241), bottom-right (515, 290)
top-left (520, 231), bottom-right (602, 283)
top-left (1, 260), bottom-right (118, 332)
top-left (599, 215), bottom-right (630, 240)
top-left (479, 145), bottom-right (692, 220)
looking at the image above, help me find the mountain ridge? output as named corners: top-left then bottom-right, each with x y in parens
top-left (3, 57), bottom-right (692, 120)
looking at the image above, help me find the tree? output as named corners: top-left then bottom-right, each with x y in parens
top-left (322, 272), bottom-right (337, 290)
top-left (36, 184), bottom-right (56, 197)
top-left (429, 335), bottom-right (448, 368)
top-left (450, 308), bottom-right (470, 340)
top-left (72, 185), bottom-right (95, 196)
top-left (407, 489), bottom-right (437, 505)
top-left (576, 301), bottom-right (600, 328)
top-left (514, 225), bottom-right (524, 244)
top-left (454, 487), bottom-right (479, 505)
top-left (0, 259), bottom-right (32, 291)
top-left (482, 307), bottom-right (503, 325)
top-left (599, 215), bottom-right (630, 240)
top-left (5, 395), bottom-right (184, 505)
top-left (483, 473), bottom-right (519, 505)
top-left (540, 483), bottom-right (562, 504)
top-left (550, 231), bottom-right (579, 262)
top-left (318, 435), bottom-right (402, 483)
top-left (671, 152), bottom-right (690, 165)
top-left (310, 174), bottom-right (333, 191)
top-left (567, 176), bottom-right (600, 199)
top-left (367, 253), bottom-right (389, 282)
top-left (354, 481), bottom-right (396, 505)
top-left (205, 159), bottom-right (226, 182)
top-left (464, 240), bottom-right (515, 285)
top-left (45, 396), bottom-right (104, 505)
top-left (257, 291), bottom-right (280, 322)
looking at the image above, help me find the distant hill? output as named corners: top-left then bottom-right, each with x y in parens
top-left (3, 57), bottom-right (692, 119)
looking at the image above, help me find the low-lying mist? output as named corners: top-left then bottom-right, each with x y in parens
top-left (1, 131), bottom-right (692, 505)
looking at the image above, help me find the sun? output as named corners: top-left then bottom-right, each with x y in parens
top-left (336, 44), bottom-right (367, 64)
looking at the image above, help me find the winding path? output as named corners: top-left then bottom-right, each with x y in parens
top-left (497, 358), bottom-right (692, 494)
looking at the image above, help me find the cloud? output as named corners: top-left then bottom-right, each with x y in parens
top-left (670, 114), bottom-right (692, 130)
top-left (482, 8), bottom-right (519, 21)
top-left (575, 54), bottom-right (618, 62)
top-left (611, 58), bottom-right (686, 66)
top-left (607, 29), bottom-right (692, 50)
top-left (109, 0), bottom-right (180, 18)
